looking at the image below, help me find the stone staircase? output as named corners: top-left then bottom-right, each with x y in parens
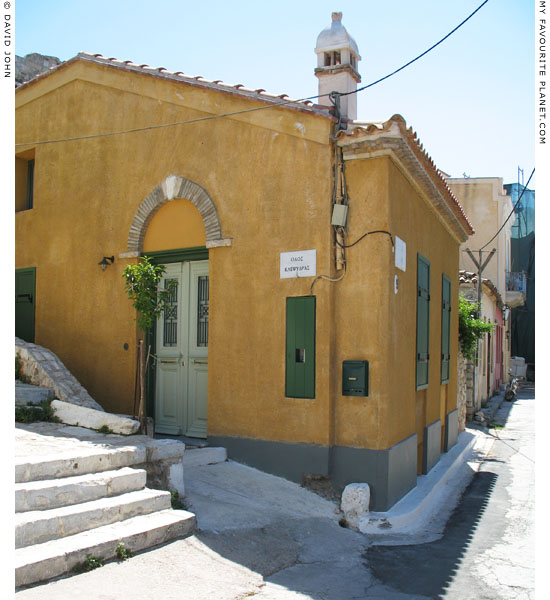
top-left (15, 441), bottom-right (196, 587)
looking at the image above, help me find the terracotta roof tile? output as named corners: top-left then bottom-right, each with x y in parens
top-left (459, 270), bottom-right (503, 306)
top-left (16, 52), bottom-right (329, 118)
top-left (338, 114), bottom-right (474, 240)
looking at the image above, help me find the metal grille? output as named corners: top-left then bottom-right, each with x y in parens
top-left (163, 279), bottom-right (178, 347)
top-left (197, 276), bottom-right (209, 347)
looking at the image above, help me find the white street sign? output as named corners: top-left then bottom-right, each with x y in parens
top-left (280, 249), bottom-right (317, 279)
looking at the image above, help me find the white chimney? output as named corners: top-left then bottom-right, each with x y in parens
top-left (314, 12), bottom-right (361, 121)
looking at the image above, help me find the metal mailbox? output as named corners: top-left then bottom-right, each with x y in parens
top-left (342, 360), bottom-right (369, 396)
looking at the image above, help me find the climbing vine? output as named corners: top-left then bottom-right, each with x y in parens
top-left (458, 296), bottom-right (493, 360)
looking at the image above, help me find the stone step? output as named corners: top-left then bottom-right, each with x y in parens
top-left (15, 444), bottom-right (146, 483)
top-left (15, 382), bottom-right (54, 406)
top-left (16, 467), bottom-right (147, 512)
top-left (15, 508), bottom-right (196, 587)
top-left (15, 487), bottom-right (172, 548)
top-left (182, 446), bottom-right (227, 468)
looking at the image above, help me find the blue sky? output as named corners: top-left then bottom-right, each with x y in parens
top-left (13, 0), bottom-right (535, 186)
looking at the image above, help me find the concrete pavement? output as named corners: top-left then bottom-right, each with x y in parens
top-left (365, 385), bottom-right (535, 599)
top-left (14, 392), bottom-right (517, 599)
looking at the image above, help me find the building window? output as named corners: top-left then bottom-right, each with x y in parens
top-left (16, 153), bottom-right (35, 212)
top-left (163, 278), bottom-right (178, 347)
top-left (416, 254), bottom-right (430, 390)
top-left (441, 275), bottom-right (451, 384)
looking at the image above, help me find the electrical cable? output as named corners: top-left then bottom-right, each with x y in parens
top-left (334, 229), bottom-right (394, 249)
top-left (15, 94), bottom-right (323, 147)
top-left (15, 0), bottom-right (490, 148)
top-left (479, 168), bottom-right (535, 251)
top-left (309, 265), bottom-right (347, 296)
top-left (339, 0), bottom-right (490, 98)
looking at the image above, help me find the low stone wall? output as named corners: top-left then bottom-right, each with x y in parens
top-left (15, 337), bottom-right (103, 411)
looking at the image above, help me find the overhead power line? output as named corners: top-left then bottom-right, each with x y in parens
top-left (15, 0), bottom-right (490, 148)
top-left (479, 168), bottom-right (535, 251)
top-left (340, 0), bottom-right (490, 97)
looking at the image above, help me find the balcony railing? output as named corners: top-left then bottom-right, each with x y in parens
top-left (506, 271), bottom-right (527, 294)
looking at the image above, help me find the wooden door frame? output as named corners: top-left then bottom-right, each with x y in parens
top-left (143, 247), bottom-right (209, 423)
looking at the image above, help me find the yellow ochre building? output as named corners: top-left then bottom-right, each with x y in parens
top-left (15, 13), bottom-right (474, 510)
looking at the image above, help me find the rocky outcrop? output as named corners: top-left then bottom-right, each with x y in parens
top-left (15, 53), bottom-right (61, 87)
top-left (15, 337), bottom-right (103, 411)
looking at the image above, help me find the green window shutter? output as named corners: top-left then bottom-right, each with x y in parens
top-left (15, 268), bottom-right (36, 343)
top-left (441, 275), bottom-right (451, 383)
top-left (286, 296), bottom-right (316, 399)
top-left (26, 159), bottom-right (34, 210)
top-left (416, 254), bottom-right (430, 390)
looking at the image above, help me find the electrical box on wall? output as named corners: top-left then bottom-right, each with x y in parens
top-left (342, 360), bottom-right (369, 396)
top-left (331, 204), bottom-right (348, 227)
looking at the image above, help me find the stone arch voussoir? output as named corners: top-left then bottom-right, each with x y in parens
top-left (122, 175), bottom-right (232, 257)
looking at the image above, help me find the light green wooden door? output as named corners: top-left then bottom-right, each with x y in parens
top-left (155, 260), bottom-right (209, 438)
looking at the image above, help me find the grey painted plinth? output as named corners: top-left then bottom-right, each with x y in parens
top-left (208, 434), bottom-right (418, 512)
top-left (331, 434), bottom-right (418, 511)
top-left (208, 436), bottom-right (330, 482)
top-left (445, 409), bottom-right (459, 451)
top-left (422, 419), bottom-right (442, 475)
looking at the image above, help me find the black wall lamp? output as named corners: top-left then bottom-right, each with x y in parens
top-left (98, 256), bottom-right (115, 271)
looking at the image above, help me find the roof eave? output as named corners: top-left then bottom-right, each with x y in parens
top-left (337, 115), bottom-right (474, 243)
top-left (16, 52), bottom-right (334, 121)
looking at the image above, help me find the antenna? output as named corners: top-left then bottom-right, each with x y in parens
top-left (518, 166), bottom-right (524, 187)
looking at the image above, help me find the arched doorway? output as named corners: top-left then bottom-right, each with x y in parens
top-left (122, 175), bottom-right (231, 438)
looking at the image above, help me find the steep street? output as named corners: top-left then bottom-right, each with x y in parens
top-left (15, 388), bottom-right (535, 600)
top-left (366, 385), bottom-right (535, 599)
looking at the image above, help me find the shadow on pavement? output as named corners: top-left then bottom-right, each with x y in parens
top-left (364, 469), bottom-right (499, 599)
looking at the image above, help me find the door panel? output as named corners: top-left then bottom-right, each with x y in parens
top-left (186, 361), bottom-right (208, 437)
top-left (186, 261), bottom-right (209, 437)
top-left (154, 260), bottom-right (208, 438)
top-left (155, 265), bottom-right (185, 434)
top-left (156, 358), bottom-right (182, 432)
top-left (15, 268), bottom-right (36, 342)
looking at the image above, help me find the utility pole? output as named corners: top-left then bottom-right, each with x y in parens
top-left (464, 247), bottom-right (496, 415)
top-left (465, 248), bottom-right (497, 312)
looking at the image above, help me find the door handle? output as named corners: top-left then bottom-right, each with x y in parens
top-left (160, 359), bottom-right (177, 364)
top-left (192, 360), bottom-right (208, 365)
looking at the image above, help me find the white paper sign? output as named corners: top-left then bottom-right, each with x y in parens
top-left (280, 249), bottom-right (317, 279)
top-left (395, 236), bottom-right (406, 272)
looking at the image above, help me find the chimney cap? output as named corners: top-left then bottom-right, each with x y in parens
top-left (315, 12), bottom-right (360, 58)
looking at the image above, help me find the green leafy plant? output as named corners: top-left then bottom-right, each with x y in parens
top-left (15, 399), bottom-right (60, 423)
top-left (122, 256), bottom-right (176, 432)
top-left (170, 490), bottom-right (189, 511)
top-left (72, 554), bottom-right (104, 573)
top-left (97, 424), bottom-right (114, 435)
top-left (458, 296), bottom-right (493, 360)
top-left (115, 541), bottom-right (133, 561)
top-left (122, 256), bottom-right (176, 331)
